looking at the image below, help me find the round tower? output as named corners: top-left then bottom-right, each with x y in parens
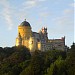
top-left (18, 19), bottom-right (32, 39)
top-left (29, 37), bottom-right (37, 52)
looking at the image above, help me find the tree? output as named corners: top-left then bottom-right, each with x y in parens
top-left (44, 50), bottom-right (66, 72)
top-left (5, 46), bottom-right (31, 64)
top-left (45, 57), bottom-right (67, 75)
top-left (66, 43), bottom-right (75, 75)
top-left (20, 65), bottom-right (33, 75)
top-left (0, 46), bottom-right (31, 75)
top-left (20, 50), bottom-right (45, 75)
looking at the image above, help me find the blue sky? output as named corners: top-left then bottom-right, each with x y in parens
top-left (0, 0), bottom-right (74, 47)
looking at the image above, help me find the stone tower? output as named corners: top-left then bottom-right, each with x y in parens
top-left (40, 27), bottom-right (48, 43)
top-left (16, 19), bottom-right (32, 48)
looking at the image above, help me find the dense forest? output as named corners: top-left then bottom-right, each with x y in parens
top-left (0, 43), bottom-right (75, 75)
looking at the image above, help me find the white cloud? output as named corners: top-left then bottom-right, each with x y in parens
top-left (0, 0), bottom-right (13, 30)
top-left (22, 0), bottom-right (46, 9)
top-left (17, 12), bottom-right (28, 21)
top-left (39, 11), bottom-right (50, 17)
top-left (53, 5), bottom-right (74, 25)
top-left (25, 0), bottom-right (36, 8)
top-left (55, 16), bottom-right (73, 26)
top-left (38, 0), bottom-right (46, 1)
top-left (63, 9), bottom-right (74, 15)
top-left (22, 0), bottom-right (36, 9)
top-left (52, 7), bottom-right (74, 33)
top-left (70, 2), bottom-right (75, 7)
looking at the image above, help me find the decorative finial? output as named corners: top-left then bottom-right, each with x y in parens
top-left (25, 19), bottom-right (26, 21)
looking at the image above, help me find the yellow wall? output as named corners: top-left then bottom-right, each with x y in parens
top-left (16, 38), bottom-right (22, 46)
top-left (18, 26), bottom-right (32, 39)
top-left (16, 38), bottom-right (19, 46)
top-left (37, 42), bottom-right (41, 50)
top-left (29, 37), bottom-right (37, 51)
top-left (23, 39), bottom-right (29, 48)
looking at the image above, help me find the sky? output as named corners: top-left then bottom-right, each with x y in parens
top-left (0, 0), bottom-right (74, 47)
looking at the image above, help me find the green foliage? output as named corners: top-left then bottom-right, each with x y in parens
top-left (0, 47), bottom-right (15, 62)
top-left (20, 50), bottom-right (45, 75)
top-left (19, 60), bottom-right (30, 69)
top-left (0, 43), bottom-right (74, 75)
top-left (0, 46), bottom-right (31, 75)
top-left (65, 43), bottom-right (75, 75)
top-left (43, 50), bottom-right (66, 71)
top-left (20, 65), bottom-right (33, 75)
top-left (45, 57), bottom-right (67, 75)
top-left (45, 43), bottom-right (75, 75)
top-left (30, 50), bottom-right (45, 75)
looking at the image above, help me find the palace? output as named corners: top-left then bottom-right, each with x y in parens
top-left (16, 20), bottom-right (65, 51)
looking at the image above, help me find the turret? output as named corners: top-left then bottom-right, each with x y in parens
top-left (41, 27), bottom-right (48, 42)
top-left (61, 36), bottom-right (65, 46)
top-left (16, 33), bottom-right (22, 46)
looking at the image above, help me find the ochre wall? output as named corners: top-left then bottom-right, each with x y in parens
top-left (18, 26), bottom-right (32, 39)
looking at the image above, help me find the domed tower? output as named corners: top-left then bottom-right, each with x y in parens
top-left (18, 19), bottom-right (32, 39)
top-left (16, 19), bottom-right (32, 47)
